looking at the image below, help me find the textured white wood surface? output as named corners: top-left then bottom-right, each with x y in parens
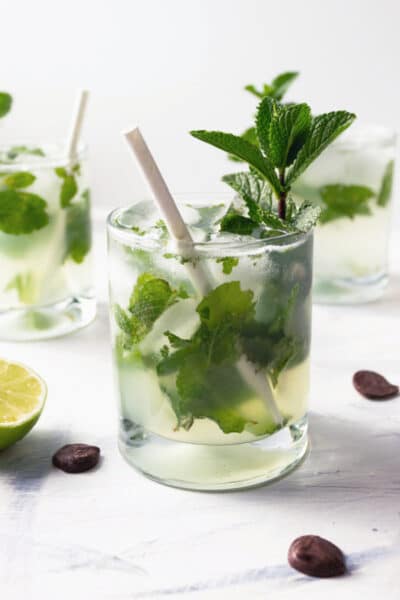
top-left (1, 216), bottom-right (399, 599)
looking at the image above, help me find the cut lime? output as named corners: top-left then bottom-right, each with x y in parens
top-left (0, 359), bottom-right (47, 450)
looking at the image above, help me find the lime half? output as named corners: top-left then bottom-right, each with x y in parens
top-left (0, 359), bottom-right (47, 450)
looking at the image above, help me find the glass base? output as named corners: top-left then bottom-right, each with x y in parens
top-left (0, 295), bottom-right (96, 341)
top-left (118, 417), bottom-right (308, 492)
top-left (313, 271), bottom-right (388, 305)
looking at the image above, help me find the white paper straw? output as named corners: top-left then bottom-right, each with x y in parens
top-left (124, 127), bottom-right (283, 426)
top-left (66, 89), bottom-right (89, 162)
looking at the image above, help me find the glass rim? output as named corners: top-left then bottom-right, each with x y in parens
top-left (0, 140), bottom-right (87, 171)
top-left (107, 205), bottom-right (312, 255)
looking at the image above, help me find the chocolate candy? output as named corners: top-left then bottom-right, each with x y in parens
top-left (353, 370), bottom-right (398, 400)
top-left (52, 443), bottom-right (100, 473)
top-left (288, 535), bottom-right (346, 578)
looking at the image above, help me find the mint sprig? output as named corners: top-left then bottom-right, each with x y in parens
top-left (244, 71), bottom-right (298, 101)
top-left (191, 98), bottom-right (355, 223)
top-left (222, 171), bottom-right (320, 234)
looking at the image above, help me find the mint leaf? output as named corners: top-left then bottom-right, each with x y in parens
top-left (260, 210), bottom-right (292, 232)
top-left (220, 211), bottom-right (258, 234)
top-left (115, 273), bottom-right (187, 351)
top-left (216, 257), bottom-right (239, 274)
top-left (55, 167), bottom-right (67, 178)
top-left (4, 171), bottom-right (36, 189)
top-left (287, 111), bottom-right (356, 184)
top-left (222, 172), bottom-right (271, 220)
top-left (270, 71), bottom-right (299, 101)
top-left (269, 103), bottom-right (312, 168)
top-left (290, 201), bottom-right (321, 232)
top-left (228, 127), bottom-right (258, 162)
top-left (244, 72), bottom-right (298, 101)
top-left (0, 92), bottom-right (12, 118)
top-left (319, 184), bottom-right (374, 224)
top-left (55, 167), bottom-right (78, 207)
top-left (7, 146), bottom-right (45, 160)
top-left (244, 84), bottom-right (271, 99)
top-left (157, 282), bottom-right (257, 433)
top-left (197, 281), bottom-right (254, 328)
top-left (190, 130), bottom-right (282, 195)
top-left (0, 189), bottom-right (49, 234)
top-left (157, 280), bottom-right (299, 433)
top-left (268, 337), bottom-right (297, 387)
top-left (255, 97), bottom-right (277, 158)
top-left (65, 189), bottom-right (91, 263)
top-left (377, 160), bottom-right (394, 207)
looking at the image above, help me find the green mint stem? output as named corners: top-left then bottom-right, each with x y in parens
top-left (278, 169), bottom-right (287, 220)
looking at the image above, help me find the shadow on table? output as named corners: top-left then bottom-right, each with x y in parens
top-left (0, 430), bottom-right (69, 492)
top-left (238, 412), bottom-right (400, 504)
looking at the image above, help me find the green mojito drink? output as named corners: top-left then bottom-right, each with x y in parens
top-left (0, 142), bottom-right (95, 340)
top-left (293, 125), bottom-right (396, 303)
top-left (108, 202), bottom-right (312, 489)
top-left (109, 90), bottom-right (354, 489)
top-left (230, 72), bottom-right (396, 304)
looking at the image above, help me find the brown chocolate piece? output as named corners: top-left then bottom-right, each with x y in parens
top-left (353, 370), bottom-right (398, 400)
top-left (52, 443), bottom-right (100, 473)
top-left (288, 535), bottom-right (346, 578)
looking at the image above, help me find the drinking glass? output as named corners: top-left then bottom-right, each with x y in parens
top-left (107, 199), bottom-right (313, 491)
top-left (0, 142), bottom-right (95, 340)
top-left (293, 124), bottom-right (396, 304)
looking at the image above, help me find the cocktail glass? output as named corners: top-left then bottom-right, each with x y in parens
top-left (293, 124), bottom-right (396, 304)
top-left (107, 199), bottom-right (313, 491)
top-left (0, 142), bottom-right (95, 340)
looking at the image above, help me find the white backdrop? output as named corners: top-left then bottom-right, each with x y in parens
top-left (1, 0), bottom-right (399, 209)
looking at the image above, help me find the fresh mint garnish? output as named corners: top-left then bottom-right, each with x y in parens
top-left (55, 166), bottom-right (78, 208)
top-left (216, 257), bottom-right (239, 274)
top-left (155, 280), bottom-right (299, 433)
top-left (245, 71), bottom-right (299, 101)
top-left (0, 92), bottom-right (12, 118)
top-left (191, 97), bottom-right (355, 226)
top-left (64, 189), bottom-right (91, 263)
top-left (377, 160), bottom-right (394, 207)
top-left (220, 211), bottom-right (258, 235)
top-left (0, 189), bottom-right (49, 235)
top-left (114, 273), bottom-right (188, 351)
top-left (228, 72), bottom-right (298, 162)
top-left (222, 172), bottom-right (272, 218)
top-left (4, 171), bottom-right (36, 189)
top-left (286, 111), bottom-right (356, 185)
top-left (222, 171), bottom-right (320, 234)
top-left (319, 185), bottom-right (374, 224)
top-left (6, 146), bottom-right (45, 160)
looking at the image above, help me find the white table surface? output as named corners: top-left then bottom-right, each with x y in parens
top-left (1, 213), bottom-right (400, 599)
